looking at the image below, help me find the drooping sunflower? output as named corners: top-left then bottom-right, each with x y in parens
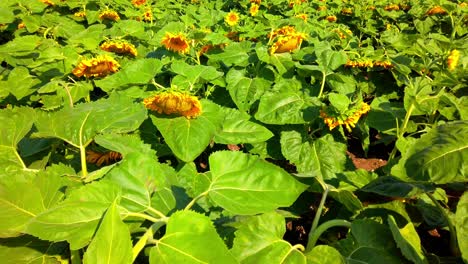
top-left (384, 4), bottom-right (400, 11)
top-left (39, 0), bottom-right (54, 6)
top-left (268, 26), bottom-right (306, 54)
top-left (250, 4), bottom-right (259, 16)
top-left (99, 10), bottom-right (120, 21)
top-left (295, 13), bottom-right (308, 22)
top-left (320, 102), bottom-right (371, 131)
top-left (426, 6), bottom-right (447, 15)
top-left (143, 91), bottom-right (202, 119)
top-left (100, 40), bottom-right (138, 56)
top-left (86, 150), bottom-right (122, 166)
top-left (447, 49), bottom-right (460, 71)
top-left (225, 11), bottom-right (240, 26)
top-left (72, 55), bottom-right (120, 78)
top-left (161, 32), bottom-right (190, 54)
top-left (326, 15), bottom-right (337, 22)
top-left (132, 0), bottom-right (146, 7)
top-left (74, 11), bottom-right (86, 18)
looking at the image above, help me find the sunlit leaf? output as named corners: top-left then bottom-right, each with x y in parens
top-left (388, 215), bottom-right (428, 264)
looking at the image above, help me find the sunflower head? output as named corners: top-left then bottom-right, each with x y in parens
top-left (326, 15), bottom-right (337, 22)
top-left (74, 11), bottom-right (86, 18)
top-left (426, 6), bottom-right (447, 15)
top-left (132, 0), bottom-right (146, 7)
top-left (143, 91), bottom-right (202, 119)
top-left (268, 26), bottom-right (306, 54)
top-left (320, 102), bottom-right (370, 131)
top-left (250, 4), bottom-right (260, 16)
top-left (225, 11), bottom-right (240, 26)
top-left (295, 13), bottom-right (308, 22)
top-left (161, 32), bottom-right (190, 54)
top-left (99, 10), bottom-right (120, 21)
top-left (100, 40), bottom-right (138, 56)
top-left (142, 8), bottom-right (153, 21)
top-left (384, 4), bottom-right (400, 11)
top-left (447, 49), bottom-right (460, 71)
top-left (39, 0), bottom-right (54, 6)
top-left (72, 55), bottom-right (120, 78)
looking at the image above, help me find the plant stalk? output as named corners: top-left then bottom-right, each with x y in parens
top-left (184, 191), bottom-right (209, 211)
top-left (426, 192), bottom-right (460, 256)
top-left (70, 249), bottom-right (81, 264)
top-left (132, 221), bottom-right (166, 262)
top-left (310, 179), bottom-right (329, 234)
top-left (306, 219), bottom-right (352, 252)
top-left (318, 71), bottom-right (327, 98)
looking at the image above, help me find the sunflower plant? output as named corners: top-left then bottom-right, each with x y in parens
top-left (0, 0), bottom-right (467, 263)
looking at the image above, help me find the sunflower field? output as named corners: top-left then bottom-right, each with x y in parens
top-left (0, 0), bottom-right (467, 263)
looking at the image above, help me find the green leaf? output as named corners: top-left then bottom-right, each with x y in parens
top-left (171, 61), bottom-right (223, 90)
top-left (280, 131), bottom-right (346, 179)
top-left (361, 176), bottom-right (435, 198)
top-left (68, 24), bottom-right (107, 50)
top-left (388, 215), bottom-right (428, 264)
top-left (326, 73), bottom-right (357, 94)
top-left (315, 49), bottom-right (348, 73)
top-left (404, 77), bottom-right (438, 116)
top-left (151, 187), bottom-right (176, 215)
top-left (149, 211), bottom-right (237, 263)
top-left (0, 8), bottom-right (15, 24)
top-left (230, 211), bottom-right (306, 263)
top-left (367, 96), bottom-right (405, 133)
top-left (206, 42), bottom-right (250, 67)
top-left (0, 66), bottom-right (41, 100)
top-left (0, 235), bottom-right (66, 264)
top-left (33, 94), bottom-right (147, 148)
top-left (0, 179), bottom-right (45, 237)
top-left (150, 99), bottom-right (223, 162)
top-left (329, 189), bottom-right (363, 213)
top-left (214, 107), bottom-right (273, 144)
top-left (255, 91), bottom-right (318, 124)
top-left (305, 245), bottom-right (345, 264)
top-left (403, 121), bottom-right (468, 183)
top-left (94, 59), bottom-right (163, 92)
top-left (334, 219), bottom-right (406, 264)
top-left (83, 200), bottom-right (133, 264)
top-left (94, 133), bottom-right (156, 157)
top-left (328, 93), bottom-right (350, 113)
top-left (225, 69), bottom-right (270, 112)
top-left (0, 35), bottom-right (43, 56)
top-left (456, 191), bottom-right (468, 263)
top-left (26, 181), bottom-right (121, 250)
top-left (207, 151), bottom-right (307, 215)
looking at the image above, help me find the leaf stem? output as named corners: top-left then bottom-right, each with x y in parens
top-left (146, 206), bottom-right (167, 219)
top-left (184, 191), bottom-right (209, 211)
top-left (70, 249), bottom-right (81, 264)
top-left (426, 192), bottom-right (460, 256)
top-left (310, 178), bottom-right (329, 234)
top-left (388, 102), bottom-right (415, 162)
top-left (306, 219), bottom-right (352, 252)
top-left (125, 212), bottom-right (167, 223)
top-left (318, 71), bottom-right (327, 98)
top-left (79, 112), bottom-right (91, 179)
top-left (132, 221), bottom-right (166, 261)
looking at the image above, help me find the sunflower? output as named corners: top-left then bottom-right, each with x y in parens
top-left (384, 4), bottom-right (400, 11)
top-left (72, 55), bottom-right (120, 78)
top-left (447, 49), bottom-right (460, 71)
top-left (341, 8), bottom-right (353, 15)
top-left (250, 4), bottom-right (259, 16)
top-left (320, 102), bottom-right (370, 131)
top-left (143, 91), bottom-right (202, 119)
top-left (132, 0), bottom-right (146, 7)
top-left (426, 6), bottom-right (447, 15)
top-left (326, 15), bottom-right (337, 22)
top-left (74, 11), bottom-right (86, 18)
top-left (269, 26), bottom-right (306, 54)
top-left (17, 22), bottom-right (25, 29)
top-left (86, 150), bottom-right (122, 166)
top-left (317, 6), bottom-right (327, 11)
top-left (100, 40), bottom-right (138, 56)
top-left (225, 11), bottom-right (240, 26)
top-left (161, 32), bottom-right (190, 54)
top-left (295, 13), bottom-right (308, 22)
top-left (250, 0), bottom-right (261, 3)
top-left (39, 0), bottom-right (54, 6)
top-left (142, 8), bottom-right (153, 22)
top-left (99, 10), bottom-right (120, 21)
top-left (373, 61), bottom-right (393, 69)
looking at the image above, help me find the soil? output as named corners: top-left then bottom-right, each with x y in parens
top-left (346, 151), bottom-right (387, 172)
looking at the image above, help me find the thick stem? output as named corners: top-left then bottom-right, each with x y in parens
top-left (306, 219), bottom-right (352, 252)
top-left (70, 249), bottom-right (82, 264)
top-left (318, 71), bottom-right (327, 98)
top-left (426, 192), bottom-right (460, 256)
top-left (124, 212), bottom-right (166, 223)
top-left (79, 112), bottom-right (91, 179)
top-left (146, 206), bottom-right (167, 219)
top-left (132, 221), bottom-right (166, 262)
top-left (388, 103), bottom-right (415, 162)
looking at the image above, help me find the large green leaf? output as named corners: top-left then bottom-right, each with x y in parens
top-left (280, 131), bottom-right (347, 179)
top-left (33, 94), bottom-right (147, 148)
top-left (26, 181), bottom-right (121, 250)
top-left (456, 191), bottom-right (468, 263)
top-left (367, 96), bottom-right (405, 133)
top-left (0, 66), bottom-right (41, 100)
top-left (305, 245), bottom-right (345, 264)
top-left (334, 219), bottom-right (407, 264)
top-left (361, 176), bottom-right (435, 198)
top-left (94, 133), bottom-right (156, 157)
top-left (206, 151), bottom-right (307, 215)
top-left (225, 69), bottom-right (270, 112)
top-left (149, 211), bottom-right (237, 263)
top-left (171, 61), bottom-right (223, 90)
top-left (214, 107), bottom-right (273, 144)
top-left (404, 77), bottom-right (439, 116)
top-left (230, 211), bottom-right (306, 263)
top-left (403, 121), bottom-right (467, 183)
top-left (0, 235), bottom-right (66, 264)
top-left (83, 200), bottom-right (133, 264)
top-left (104, 152), bottom-right (170, 213)
top-left (255, 91), bottom-right (318, 124)
top-left (94, 59), bottom-right (163, 92)
top-left (206, 42), bottom-right (250, 67)
top-left (150, 99), bottom-right (223, 162)
top-left (388, 215), bottom-right (428, 264)
top-left (0, 107), bottom-right (35, 173)
top-left (315, 49), bottom-right (348, 73)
